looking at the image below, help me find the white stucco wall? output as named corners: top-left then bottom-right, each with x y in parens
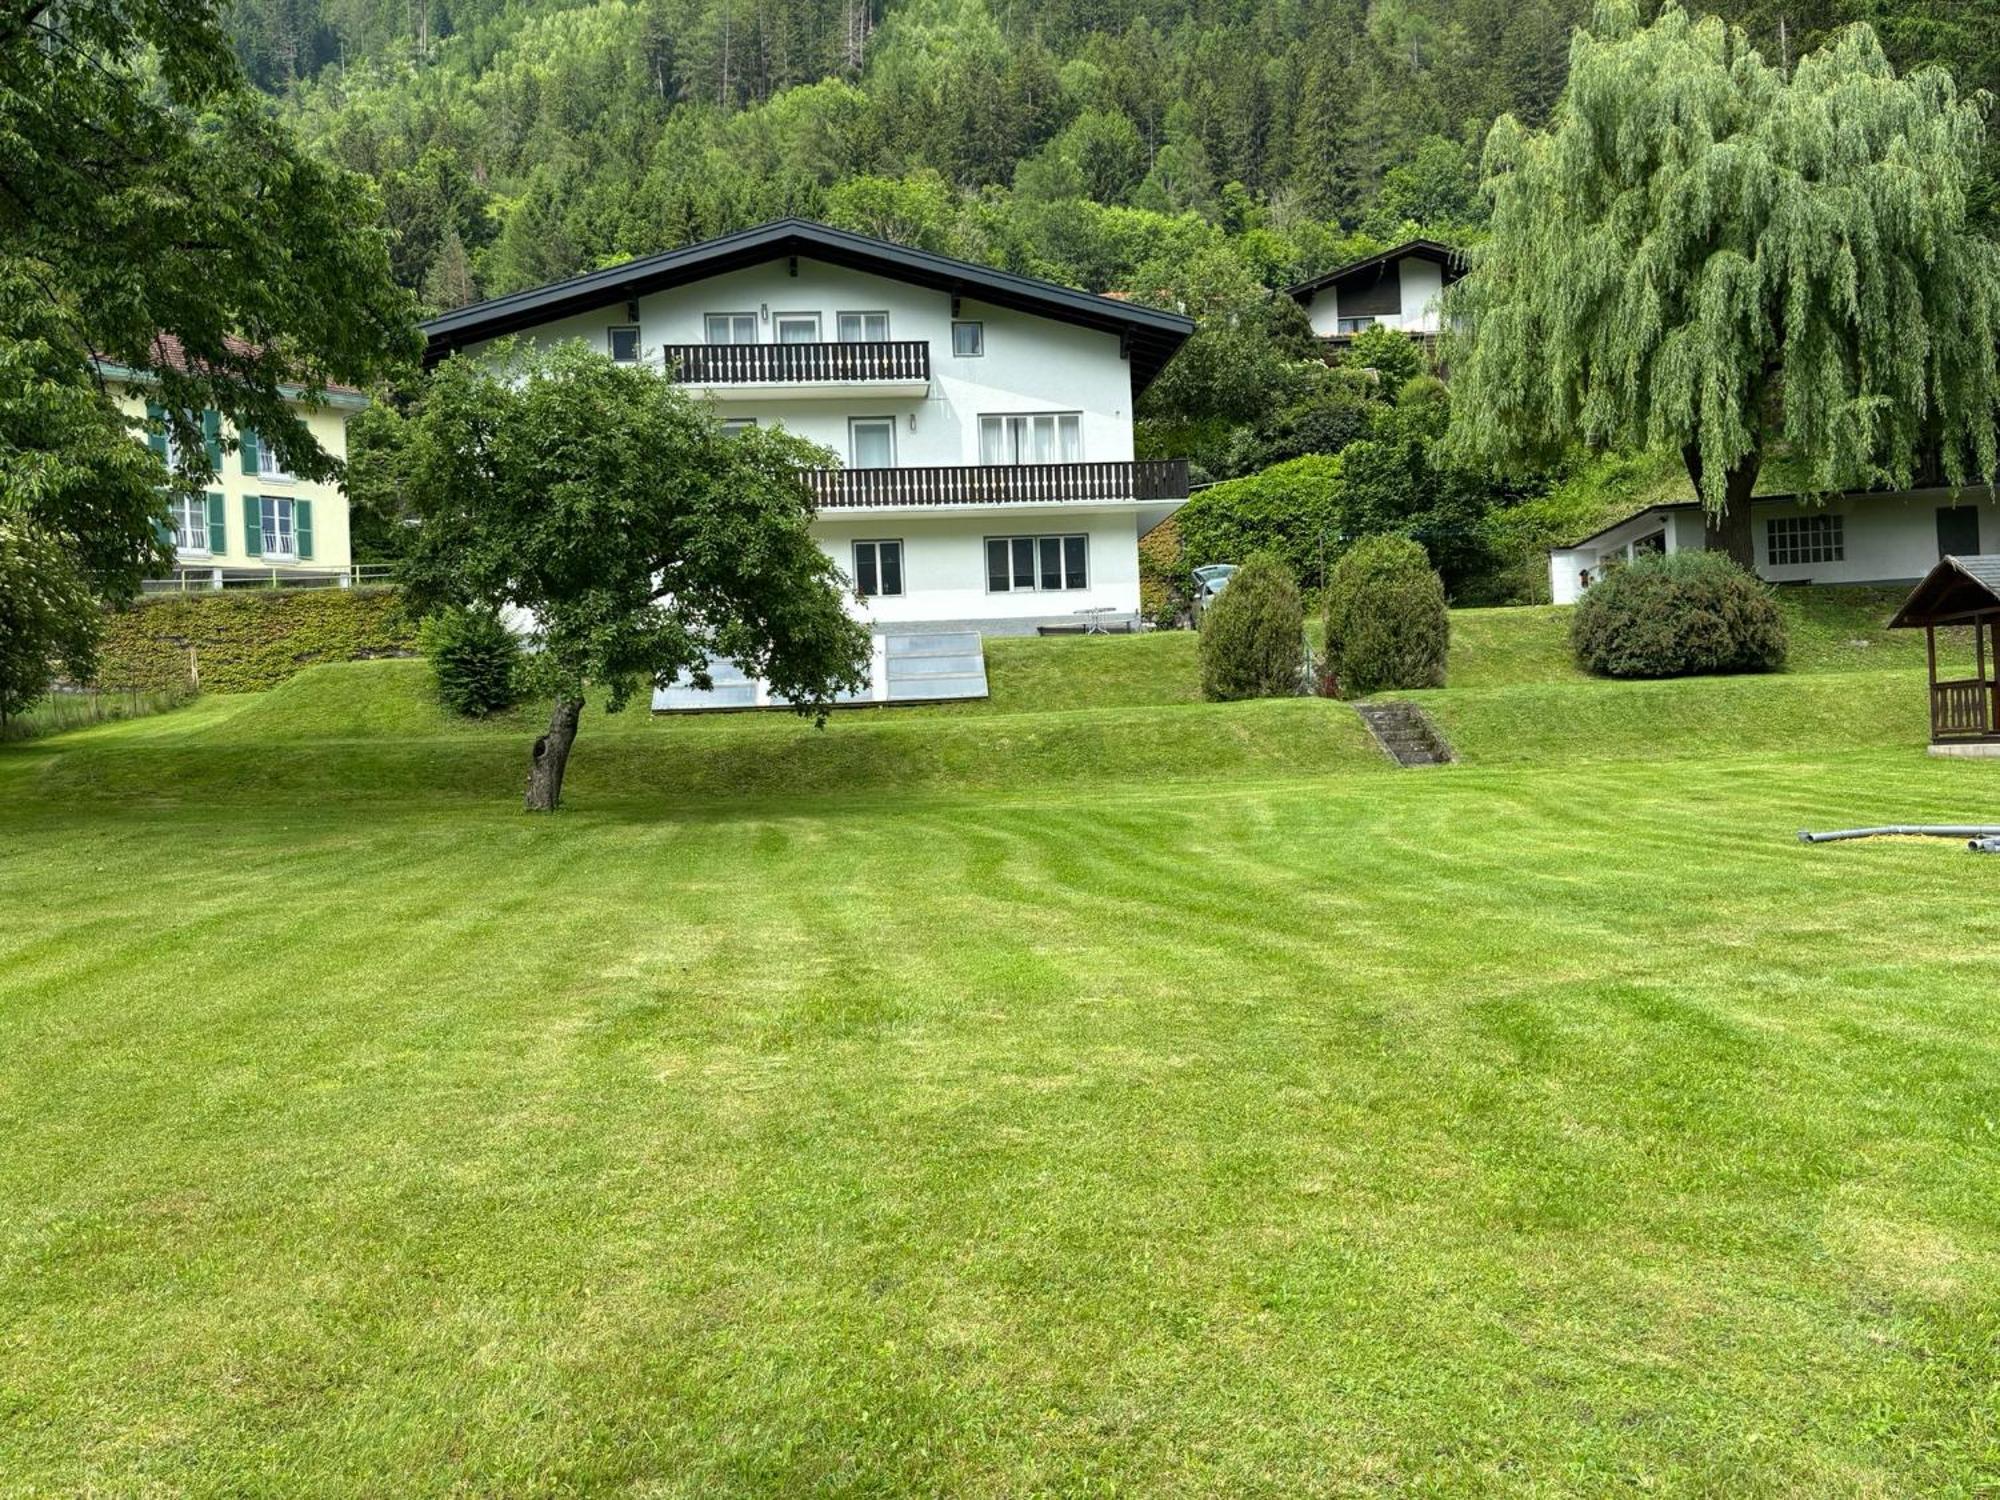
top-left (465, 257), bottom-right (1135, 467)
top-left (812, 509), bottom-right (1142, 626)
top-left (1548, 488), bottom-right (2000, 603)
top-left (1302, 255), bottom-right (1449, 338)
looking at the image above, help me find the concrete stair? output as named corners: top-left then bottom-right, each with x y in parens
top-left (1355, 701), bottom-right (1454, 767)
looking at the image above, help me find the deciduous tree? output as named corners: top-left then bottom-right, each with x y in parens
top-left (392, 343), bottom-right (872, 811)
top-left (1446, 3), bottom-right (2000, 564)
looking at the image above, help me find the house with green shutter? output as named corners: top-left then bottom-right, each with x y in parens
top-left (105, 341), bottom-right (370, 588)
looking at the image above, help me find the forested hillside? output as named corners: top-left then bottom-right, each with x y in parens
top-left (231, 0), bottom-right (2000, 599)
top-left (236, 0), bottom-right (1999, 313)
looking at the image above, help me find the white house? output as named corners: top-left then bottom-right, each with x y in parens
top-left (1548, 487), bottom-right (2000, 604)
top-left (1285, 239), bottom-right (1464, 343)
top-left (420, 221), bottom-right (1195, 635)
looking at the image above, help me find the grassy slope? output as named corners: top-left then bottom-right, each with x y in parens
top-left (5, 633), bottom-right (1999, 1495)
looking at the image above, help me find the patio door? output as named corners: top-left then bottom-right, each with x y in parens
top-left (1937, 505), bottom-right (1981, 560)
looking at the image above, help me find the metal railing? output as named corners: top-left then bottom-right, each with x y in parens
top-left (663, 340), bottom-right (931, 385)
top-left (805, 459), bottom-right (1191, 509)
top-left (140, 563), bottom-right (395, 593)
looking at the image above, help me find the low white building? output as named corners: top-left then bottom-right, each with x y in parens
top-left (1285, 239), bottom-right (1464, 343)
top-left (1548, 486), bottom-right (1999, 604)
top-left (421, 220), bottom-right (1193, 634)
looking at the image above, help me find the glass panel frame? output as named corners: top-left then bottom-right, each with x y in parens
top-left (848, 417), bottom-right (896, 469)
top-left (704, 313), bottom-right (758, 344)
top-left (608, 326), bottom-right (641, 363)
top-left (952, 321), bottom-right (984, 357)
top-left (774, 313), bottom-right (822, 344)
top-left (837, 311), bottom-right (890, 342)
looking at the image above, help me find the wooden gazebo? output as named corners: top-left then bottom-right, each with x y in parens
top-left (1888, 555), bottom-right (2000, 749)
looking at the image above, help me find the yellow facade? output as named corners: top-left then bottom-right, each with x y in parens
top-left (119, 384), bottom-right (365, 577)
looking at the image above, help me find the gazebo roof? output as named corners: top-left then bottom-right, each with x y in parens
top-left (1887, 555), bottom-right (2000, 628)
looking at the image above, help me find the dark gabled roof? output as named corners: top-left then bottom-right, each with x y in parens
top-left (1888, 554), bottom-right (2000, 627)
top-left (420, 219), bottom-right (1195, 395)
top-left (1285, 238), bottom-right (1465, 304)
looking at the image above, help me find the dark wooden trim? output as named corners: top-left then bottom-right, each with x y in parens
top-left (804, 459), bottom-right (1190, 508)
top-left (663, 340), bottom-right (929, 385)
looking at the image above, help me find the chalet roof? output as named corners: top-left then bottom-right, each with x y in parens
top-left (1284, 239), bottom-right (1465, 304)
top-left (420, 219), bottom-right (1196, 396)
top-left (1888, 555), bottom-right (2000, 627)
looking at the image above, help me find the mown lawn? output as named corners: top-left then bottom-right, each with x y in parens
top-left (4, 647), bottom-right (1999, 1496)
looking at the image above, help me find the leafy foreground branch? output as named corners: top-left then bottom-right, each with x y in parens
top-left (384, 342), bottom-right (871, 810)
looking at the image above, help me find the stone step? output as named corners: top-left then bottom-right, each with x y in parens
top-left (1353, 700), bottom-right (1455, 768)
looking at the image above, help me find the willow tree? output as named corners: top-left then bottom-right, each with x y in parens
top-left (1445, 3), bottom-right (2000, 563)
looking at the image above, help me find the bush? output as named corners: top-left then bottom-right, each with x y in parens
top-left (420, 605), bottom-right (523, 716)
top-left (1322, 535), bottom-right (1449, 698)
top-left (1138, 514), bottom-right (1189, 627)
top-left (94, 586), bottom-right (417, 693)
top-left (1571, 550), bottom-right (1787, 678)
top-left (1176, 455), bottom-right (1343, 591)
top-left (1199, 553), bottom-right (1305, 701)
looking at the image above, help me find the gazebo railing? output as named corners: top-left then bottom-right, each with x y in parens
top-left (1929, 677), bottom-right (1994, 739)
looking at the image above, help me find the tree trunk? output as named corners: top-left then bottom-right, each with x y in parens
top-left (525, 697), bottom-right (582, 813)
top-left (1684, 444), bottom-right (1761, 569)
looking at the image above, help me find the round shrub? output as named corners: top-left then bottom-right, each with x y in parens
top-left (1322, 535), bottom-right (1449, 699)
top-left (1199, 553), bottom-right (1306, 702)
top-left (1571, 550), bottom-right (1786, 678)
top-left (420, 605), bottom-right (522, 716)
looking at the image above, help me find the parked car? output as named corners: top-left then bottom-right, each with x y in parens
top-left (1192, 564), bottom-right (1238, 617)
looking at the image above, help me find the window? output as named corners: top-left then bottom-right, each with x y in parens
top-left (849, 417), bottom-right (896, 468)
top-left (1336, 315), bottom-right (1379, 335)
top-left (979, 413), bottom-right (1081, 465)
top-left (171, 495), bottom-right (208, 554)
top-left (985, 534), bottom-right (1088, 593)
top-left (852, 539), bottom-right (904, 598)
top-left (720, 418), bottom-right (758, 436)
top-left (1767, 513), bottom-right (1843, 566)
top-left (774, 313), bottom-right (821, 344)
top-left (608, 326), bottom-right (641, 363)
top-left (256, 437), bottom-right (291, 481)
top-left (952, 320), bottom-right (984, 357)
top-left (260, 496), bottom-right (296, 558)
top-left (705, 313), bottom-right (757, 344)
top-left (837, 311), bottom-right (890, 342)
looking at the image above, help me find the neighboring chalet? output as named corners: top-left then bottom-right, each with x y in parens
top-left (1285, 239), bottom-right (1465, 347)
top-left (421, 220), bottom-right (1195, 635)
top-left (106, 337), bottom-right (369, 589)
top-left (1548, 487), bottom-right (2000, 604)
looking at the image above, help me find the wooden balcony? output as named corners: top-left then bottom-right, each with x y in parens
top-left (803, 459), bottom-right (1191, 510)
top-left (664, 340), bottom-right (930, 394)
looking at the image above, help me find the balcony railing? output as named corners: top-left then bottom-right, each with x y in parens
top-left (664, 340), bottom-right (930, 386)
top-left (804, 459), bottom-right (1190, 509)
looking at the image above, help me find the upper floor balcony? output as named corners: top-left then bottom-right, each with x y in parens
top-left (803, 458), bottom-right (1190, 511)
top-left (664, 340), bottom-right (931, 399)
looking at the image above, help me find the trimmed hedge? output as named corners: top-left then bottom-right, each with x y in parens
top-left (1322, 535), bottom-right (1450, 698)
top-left (1571, 550), bottom-right (1786, 679)
top-left (1200, 553), bottom-right (1306, 701)
top-left (96, 587), bottom-right (418, 694)
top-left (1175, 455), bottom-right (1343, 589)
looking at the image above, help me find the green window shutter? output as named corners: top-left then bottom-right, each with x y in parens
top-left (295, 499), bottom-right (314, 561)
top-left (243, 495), bottom-right (262, 558)
top-left (145, 401), bottom-right (168, 459)
top-left (153, 509), bottom-right (175, 546)
top-left (207, 492), bottom-right (227, 554)
top-left (203, 410), bottom-right (222, 470)
top-left (240, 427), bottom-right (259, 476)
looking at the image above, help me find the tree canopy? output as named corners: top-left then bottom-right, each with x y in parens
top-left (1, 0), bottom-right (418, 706)
top-left (1445, 2), bottom-right (2000, 560)
top-left (391, 342), bottom-right (872, 810)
